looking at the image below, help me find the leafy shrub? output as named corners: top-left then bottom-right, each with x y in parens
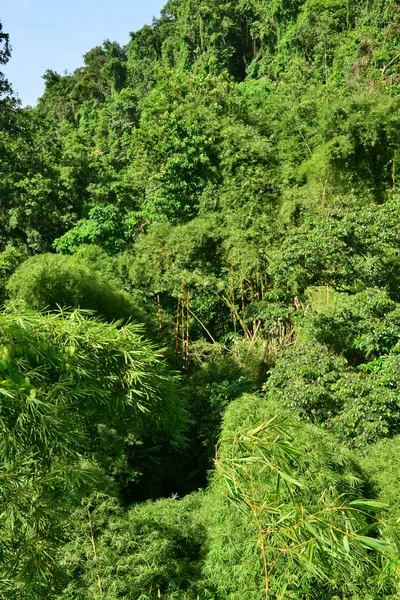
top-left (0, 308), bottom-right (188, 597)
top-left (305, 288), bottom-right (400, 365)
top-left (333, 355), bottom-right (400, 446)
top-left (53, 204), bottom-right (136, 254)
top-left (57, 492), bottom-right (208, 600)
top-left (0, 244), bottom-right (26, 304)
top-left (271, 198), bottom-right (400, 300)
top-left (203, 393), bottom-right (398, 600)
top-left (265, 341), bottom-right (347, 423)
top-left (266, 338), bottom-right (400, 446)
top-left (6, 253), bottom-right (147, 325)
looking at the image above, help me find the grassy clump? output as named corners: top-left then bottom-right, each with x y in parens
top-left (6, 253), bottom-right (149, 326)
top-left (203, 393), bottom-right (398, 600)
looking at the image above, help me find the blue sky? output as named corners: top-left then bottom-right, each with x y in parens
top-left (1, 0), bottom-right (166, 106)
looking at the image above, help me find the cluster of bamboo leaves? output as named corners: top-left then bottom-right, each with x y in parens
top-left (0, 308), bottom-right (187, 598)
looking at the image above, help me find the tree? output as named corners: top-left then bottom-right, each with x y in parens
top-left (0, 308), bottom-right (188, 597)
top-left (55, 493), bottom-right (206, 600)
top-left (204, 394), bottom-right (398, 599)
top-left (6, 252), bottom-right (154, 330)
top-left (0, 20), bottom-right (12, 101)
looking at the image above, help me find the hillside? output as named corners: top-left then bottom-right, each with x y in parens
top-left (1, 2), bottom-right (400, 598)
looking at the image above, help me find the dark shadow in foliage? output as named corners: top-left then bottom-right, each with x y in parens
top-left (119, 357), bottom-right (252, 503)
top-left (123, 351), bottom-right (255, 503)
top-left (119, 434), bottom-right (209, 503)
top-left (185, 354), bottom-right (255, 464)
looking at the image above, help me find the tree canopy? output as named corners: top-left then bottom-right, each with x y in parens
top-left (2, 2), bottom-right (400, 598)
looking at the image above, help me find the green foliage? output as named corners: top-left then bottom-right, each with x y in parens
top-left (126, 215), bottom-right (232, 345)
top-left (128, 71), bottom-right (224, 223)
top-left (361, 436), bottom-right (400, 522)
top-left (267, 288), bottom-right (400, 447)
top-left (6, 253), bottom-right (146, 325)
top-left (305, 288), bottom-right (400, 363)
top-left (0, 20), bottom-right (12, 101)
top-left (204, 393), bottom-right (398, 599)
top-left (1, 110), bottom-right (92, 254)
top-left (0, 308), bottom-right (187, 597)
top-left (0, 245), bottom-right (26, 304)
top-left (57, 492), bottom-right (207, 600)
top-left (270, 198), bottom-right (400, 300)
top-left (4, 1), bottom-right (400, 597)
top-left (38, 40), bottom-right (127, 120)
top-left (54, 204), bottom-right (136, 254)
top-left (265, 341), bottom-right (347, 423)
top-left (128, 215), bottom-right (224, 298)
top-left (332, 354), bottom-right (400, 446)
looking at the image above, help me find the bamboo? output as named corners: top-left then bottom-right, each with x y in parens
top-left (157, 294), bottom-right (163, 340)
top-left (261, 273), bottom-right (265, 300)
top-left (188, 307), bottom-right (217, 345)
top-left (222, 295), bottom-right (251, 338)
top-left (175, 295), bottom-right (181, 369)
top-left (87, 509), bottom-right (104, 597)
top-left (240, 271), bottom-right (245, 310)
top-left (392, 157), bottom-right (396, 196)
top-left (186, 292), bottom-right (190, 366)
top-left (256, 271), bottom-right (260, 301)
top-left (230, 257), bottom-right (237, 331)
top-left (181, 281), bottom-right (185, 359)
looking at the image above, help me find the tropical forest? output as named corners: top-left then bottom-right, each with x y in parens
top-left (2, 0), bottom-right (400, 598)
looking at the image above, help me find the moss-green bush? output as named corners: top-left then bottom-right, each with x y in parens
top-left (360, 436), bottom-right (400, 522)
top-left (0, 308), bottom-right (188, 598)
top-left (265, 341), bottom-right (347, 423)
top-left (58, 492), bottom-right (208, 600)
top-left (266, 338), bottom-right (400, 447)
top-left (6, 253), bottom-right (147, 325)
top-left (203, 393), bottom-right (397, 600)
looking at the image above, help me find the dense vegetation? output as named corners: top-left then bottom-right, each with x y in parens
top-left (2, 1), bottom-right (400, 597)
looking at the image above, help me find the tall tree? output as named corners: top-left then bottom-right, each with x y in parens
top-left (0, 20), bottom-right (12, 101)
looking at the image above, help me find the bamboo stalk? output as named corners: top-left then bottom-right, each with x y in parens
top-left (222, 295), bottom-right (251, 338)
top-left (186, 292), bottom-right (190, 366)
top-left (230, 256), bottom-right (237, 331)
top-left (175, 295), bottom-right (181, 369)
top-left (181, 281), bottom-right (185, 359)
top-left (188, 307), bottom-right (217, 345)
top-left (157, 294), bottom-right (163, 340)
top-left (256, 272), bottom-right (260, 301)
top-left (87, 510), bottom-right (104, 597)
top-left (392, 157), bottom-right (396, 196)
top-left (241, 271), bottom-right (245, 310)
